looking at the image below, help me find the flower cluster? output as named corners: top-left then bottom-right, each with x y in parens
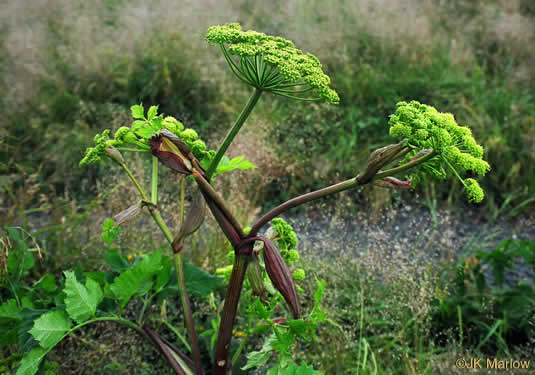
top-left (80, 105), bottom-right (215, 168)
top-left (79, 130), bottom-right (118, 167)
top-left (270, 218), bottom-right (300, 266)
top-left (206, 23), bottom-right (339, 104)
top-left (388, 101), bottom-right (490, 203)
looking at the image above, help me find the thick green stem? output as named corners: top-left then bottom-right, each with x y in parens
top-left (230, 333), bottom-right (249, 374)
top-left (152, 156), bottom-right (159, 204)
top-left (206, 88), bottom-right (263, 179)
top-left (374, 150), bottom-right (437, 180)
top-left (174, 252), bottom-right (203, 374)
top-left (213, 254), bottom-right (249, 375)
top-left (174, 177), bottom-right (203, 374)
top-left (120, 162), bottom-right (202, 374)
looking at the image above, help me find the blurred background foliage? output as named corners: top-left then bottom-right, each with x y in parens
top-left (1, 1), bottom-right (535, 373)
top-left (1, 0), bottom-right (534, 216)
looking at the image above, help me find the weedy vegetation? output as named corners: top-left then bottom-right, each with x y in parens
top-left (2, 22), bottom-right (493, 375)
top-left (1, 1), bottom-right (534, 375)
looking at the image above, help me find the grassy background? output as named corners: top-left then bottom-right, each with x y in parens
top-left (1, 0), bottom-right (535, 374)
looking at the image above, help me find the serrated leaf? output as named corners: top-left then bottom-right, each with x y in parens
top-left (184, 263), bottom-right (223, 297)
top-left (242, 334), bottom-right (276, 370)
top-left (15, 347), bottom-right (47, 375)
top-left (147, 105), bottom-right (158, 121)
top-left (150, 115), bottom-right (163, 130)
top-left (29, 310), bottom-right (71, 349)
top-left (131, 119), bottom-right (147, 131)
top-left (101, 219), bottom-right (121, 244)
top-left (135, 126), bottom-right (158, 139)
top-left (0, 299), bottom-right (21, 320)
top-left (104, 249), bottom-right (131, 272)
top-left (110, 249), bottom-right (162, 308)
top-left (131, 104), bottom-right (145, 119)
top-left (63, 271), bottom-right (102, 323)
top-left (313, 279), bottom-right (326, 306)
top-left (18, 309), bottom-right (48, 352)
top-left (215, 155), bottom-right (257, 176)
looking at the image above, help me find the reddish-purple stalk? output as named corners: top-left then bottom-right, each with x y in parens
top-left (204, 147), bottom-right (438, 374)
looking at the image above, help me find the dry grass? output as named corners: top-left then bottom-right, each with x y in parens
top-left (3, 0), bottom-right (534, 108)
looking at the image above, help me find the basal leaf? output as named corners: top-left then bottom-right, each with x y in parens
top-left (15, 347), bottom-right (47, 375)
top-left (104, 249), bottom-right (131, 272)
top-left (110, 249), bottom-right (162, 308)
top-left (64, 271), bottom-right (102, 323)
top-left (154, 256), bottom-right (172, 293)
top-left (18, 309), bottom-right (48, 352)
top-left (131, 104), bottom-right (145, 119)
top-left (184, 263), bottom-right (223, 297)
top-left (29, 310), bottom-right (71, 349)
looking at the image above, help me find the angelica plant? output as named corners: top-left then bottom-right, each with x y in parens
top-left (10, 23), bottom-right (490, 375)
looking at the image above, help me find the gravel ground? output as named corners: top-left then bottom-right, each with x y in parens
top-left (280, 202), bottom-right (535, 285)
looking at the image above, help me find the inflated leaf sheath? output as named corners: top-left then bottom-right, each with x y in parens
top-left (150, 130), bottom-right (206, 176)
top-left (262, 237), bottom-right (300, 318)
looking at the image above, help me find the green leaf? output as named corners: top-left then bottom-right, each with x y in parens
top-left (135, 126), bottom-right (158, 139)
top-left (131, 120), bottom-right (147, 131)
top-left (34, 274), bottom-right (57, 292)
top-left (0, 299), bottom-right (21, 320)
top-left (15, 347), bottom-right (47, 375)
top-left (272, 361), bottom-right (323, 375)
top-left (151, 115), bottom-right (163, 128)
top-left (104, 249), bottom-right (131, 272)
top-left (22, 251), bottom-right (35, 271)
top-left (131, 104), bottom-right (145, 119)
top-left (147, 105), bottom-right (158, 121)
top-left (101, 219), bottom-right (121, 244)
top-left (154, 256), bottom-right (172, 293)
top-left (63, 271), bottom-right (102, 323)
top-left (18, 309), bottom-right (48, 352)
top-left (215, 155), bottom-right (257, 176)
top-left (29, 310), bottom-right (71, 349)
top-left (110, 249), bottom-right (162, 308)
top-left (242, 334), bottom-right (275, 370)
top-left (313, 278), bottom-right (326, 306)
top-left (184, 263), bottom-right (223, 297)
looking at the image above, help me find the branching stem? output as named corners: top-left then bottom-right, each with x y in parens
top-left (206, 88), bottom-right (263, 179)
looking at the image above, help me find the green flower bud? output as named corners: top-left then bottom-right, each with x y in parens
top-left (180, 129), bottom-right (198, 142)
top-left (464, 178), bottom-right (484, 203)
top-left (191, 139), bottom-right (206, 155)
top-left (287, 249), bottom-right (299, 264)
top-left (292, 268), bottom-right (305, 281)
top-left (162, 116), bottom-right (184, 135)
